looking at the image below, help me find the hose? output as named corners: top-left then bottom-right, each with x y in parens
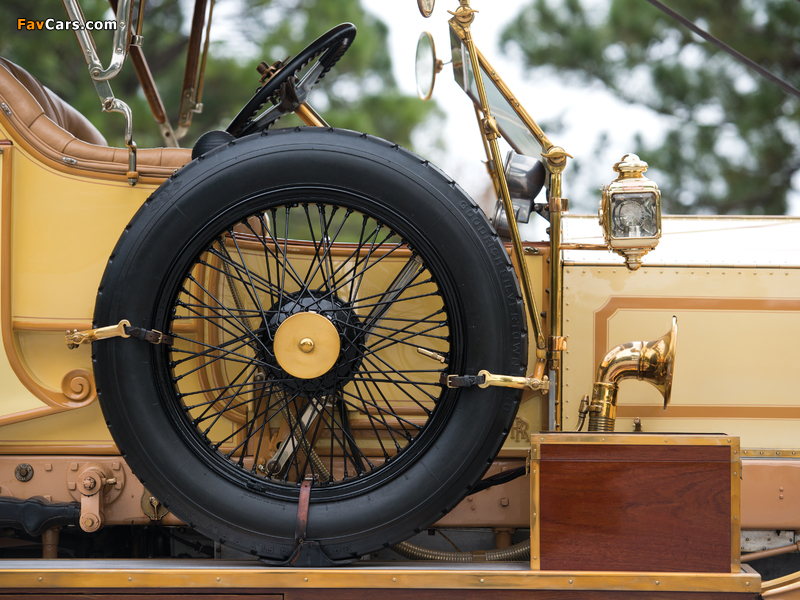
top-left (391, 538), bottom-right (530, 562)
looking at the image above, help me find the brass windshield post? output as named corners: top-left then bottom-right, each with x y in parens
top-left (449, 0), bottom-right (547, 364)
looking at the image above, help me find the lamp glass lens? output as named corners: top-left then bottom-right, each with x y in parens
top-left (610, 192), bottom-right (658, 238)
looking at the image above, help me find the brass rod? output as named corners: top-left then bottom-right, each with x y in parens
top-left (453, 10), bottom-right (546, 359)
top-left (295, 103), bottom-right (329, 127)
top-left (549, 173), bottom-right (563, 430)
top-left (474, 103), bottom-right (501, 198)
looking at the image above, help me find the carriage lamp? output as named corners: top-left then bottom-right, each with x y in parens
top-left (599, 154), bottom-right (662, 271)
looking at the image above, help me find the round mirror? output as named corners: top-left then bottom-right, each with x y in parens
top-left (417, 0), bottom-right (435, 18)
top-left (415, 31), bottom-right (439, 101)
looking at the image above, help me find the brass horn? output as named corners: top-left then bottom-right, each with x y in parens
top-left (585, 316), bottom-right (678, 432)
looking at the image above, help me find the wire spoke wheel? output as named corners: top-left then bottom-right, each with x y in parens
top-left (167, 200), bottom-right (454, 490)
top-left (94, 129), bottom-right (526, 561)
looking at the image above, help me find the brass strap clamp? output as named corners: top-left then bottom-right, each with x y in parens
top-left (66, 320), bottom-right (174, 349)
top-left (442, 371), bottom-right (550, 392)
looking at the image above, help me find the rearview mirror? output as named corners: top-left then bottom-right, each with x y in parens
top-left (415, 31), bottom-right (443, 101)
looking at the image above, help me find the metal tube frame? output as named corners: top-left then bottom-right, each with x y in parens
top-left (449, 0), bottom-right (569, 427)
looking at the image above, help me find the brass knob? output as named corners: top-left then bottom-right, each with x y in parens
top-left (299, 338), bottom-right (315, 354)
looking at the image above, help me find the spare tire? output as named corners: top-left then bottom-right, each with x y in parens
top-left (93, 127), bottom-right (527, 563)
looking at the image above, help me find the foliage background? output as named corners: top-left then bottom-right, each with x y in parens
top-left (0, 0), bottom-right (438, 151)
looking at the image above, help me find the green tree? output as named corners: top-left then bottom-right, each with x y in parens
top-left (0, 0), bottom-right (436, 150)
top-left (501, 0), bottom-right (800, 215)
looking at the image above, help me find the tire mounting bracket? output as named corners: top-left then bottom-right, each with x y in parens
top-left (66, 319), bottom-right (174, 349)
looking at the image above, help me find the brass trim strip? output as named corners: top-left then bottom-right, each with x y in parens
top-left (530, 444), bottom-right (541, 570)
top-left (0, 443), bottom-right (119, 455)
top-left (531, 433), bottom-right (738, 446)
top-left (731, 441), bottom-right (742, 574)
top-left (0, 566), bottom-right (759, 592)
top-left (741, 449), bottom-right (800, 457)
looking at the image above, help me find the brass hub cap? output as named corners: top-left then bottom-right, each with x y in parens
top-left (273, 312), bottom-right (340, 379)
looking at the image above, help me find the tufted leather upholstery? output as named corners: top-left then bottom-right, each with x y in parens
top-left (0, 57), bottom-right (191, 179)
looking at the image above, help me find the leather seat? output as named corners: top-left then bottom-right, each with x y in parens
top-left (0, 57), bottom-right (191, 180)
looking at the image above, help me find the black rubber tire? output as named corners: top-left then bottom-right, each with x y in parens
top-left (93, 128), bottom-right (527, 562)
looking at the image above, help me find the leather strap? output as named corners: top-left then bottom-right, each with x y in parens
top-left (294, 478), bottom-right (312, 545)
top-left (441, 373), bottom-right (486, 388)
top-left (124, 325), bottom-right (174, 346)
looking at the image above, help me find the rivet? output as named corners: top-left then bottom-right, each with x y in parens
top-left (746, 582), bottom-right (751, 586)
top-left (655, 580), bottom-right (660, 585)
top-left (128, 577), bottom-right (132, 582)
top-left (734, 472), bottom-right (737, 476)
top-left (734, 516), bottom-right (738, 520)
top-left (38, 577), bottom-right (43, 582)
top-left (304, 578), bottom-right (309, 582)
top-left (780, 495), bottom-right (784, 499)
top-left (217, 577), bottom-right (221, 582)
top-left (569, 580), bottom-right (574, 584)
top-left (480, 579), bottom-right (485, 583)
top-left (392, 578), bottom-right (397, 582)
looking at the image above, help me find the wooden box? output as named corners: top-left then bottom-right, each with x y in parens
top-left (531, 433), bottom-right (740, 573)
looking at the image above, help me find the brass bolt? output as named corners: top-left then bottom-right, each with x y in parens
top-left (83, 476), bottom-right (97, 491)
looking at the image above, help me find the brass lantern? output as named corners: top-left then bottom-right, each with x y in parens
top-left (599, 154), bottom-right (662, 270)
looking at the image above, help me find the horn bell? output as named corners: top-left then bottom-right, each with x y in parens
top-left (586, 316), bottom-right (678, 432)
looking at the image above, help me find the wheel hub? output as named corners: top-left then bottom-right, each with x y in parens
top-left (262, 292), bottom-right (365, 392)
top-left (273, 312), bottom-right (340, 379)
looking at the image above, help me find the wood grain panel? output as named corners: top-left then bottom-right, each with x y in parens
top-left (540, 445), bottom-right (731, 572)
top-left (0, 591), bottom-right (757, 600)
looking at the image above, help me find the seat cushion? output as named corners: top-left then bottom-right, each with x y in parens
top-left (0, 57), bottom-right (107, 146)
top-left (0, 57), bottom-right (191, 180)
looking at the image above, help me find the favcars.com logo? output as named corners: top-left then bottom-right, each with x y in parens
top-left (17, 18), bottom-right (117, 31)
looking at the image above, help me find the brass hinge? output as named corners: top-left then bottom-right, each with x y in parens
top-left (549, 336), bottom-right (567, 352)
top-left (66, 320), bottom-right (173, 349)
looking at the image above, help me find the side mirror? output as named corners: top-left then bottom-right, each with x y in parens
top-left (417, 0), bottom-right (435, 17)
top-left (415, 31), bottom-right (443, 101)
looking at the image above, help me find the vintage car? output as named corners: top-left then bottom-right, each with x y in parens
top-left (0, 0), bottom-right (797, 598)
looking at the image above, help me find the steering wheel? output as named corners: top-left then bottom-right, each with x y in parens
top-left (226, 23), bottom-right (357, 138)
